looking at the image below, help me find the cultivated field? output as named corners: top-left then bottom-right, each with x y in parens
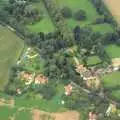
top-left (57, 0), bottom-right (113, 34)
top-left (104, 0), bottom-right (120, 24)
top-left (0, 25), bottom-right (24, 90)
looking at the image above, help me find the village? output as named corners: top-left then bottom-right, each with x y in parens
top-left (14, 46), bottom-right (120, 120)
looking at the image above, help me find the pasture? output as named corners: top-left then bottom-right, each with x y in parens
top-left (58, 0), bottom-right (113, 34)
top-left (0, 25), bottom-right (24, 90)
top-left (105, 44), bottom-right (120, 58)
top-left (26, 1), bottom-right (55, 33)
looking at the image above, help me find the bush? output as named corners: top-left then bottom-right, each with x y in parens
top-left (74, 9), bottom-right (86, 21)
top-left (94, 17), bottom-right (105, 24)
top-left (61, 7), bottom-right (72, 18)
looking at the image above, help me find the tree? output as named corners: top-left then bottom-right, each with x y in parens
top-left (74, 9), bottom-right (86, 21)
top-left (61, 7), bottom-right (72, 18)
top-left (73, 26), bottom-right (81, 42)
top-left (40, 85), bottom-right (56, 100)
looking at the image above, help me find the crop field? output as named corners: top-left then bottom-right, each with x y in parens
top-left (104, 0), bottom-right (120, 24)
top-left (0, 25), bottom-right (24, 90)
top-left (102, 71), bottom-right (120, 100)
top-left (26, 1), bottom-right (55, 33)
top-left (105, 44), bottom-right (120, 58)
top-left (57, 0), bottom-right (113, 34)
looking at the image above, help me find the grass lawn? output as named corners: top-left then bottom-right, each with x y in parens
top-left (102, 71), bottom-right (120, 88)
top-left (15, 83), bottom-right (66, 112)
top-left (15, 110), bottom-right (32, 120)
top-left (0, 25), bottom-right (24, 90)
top-left (102, 71), bottom-right (120, 100)
top-left (105, 44), bottom-right (120, 58)
top-left (0, 106), bottom-right (16, 120)
top-left (26, 0), bottom-right (55, 33)
top-left (57, 0), bottom-right (113, 33)
top-left (111, 90), bottom-right (120, 100)
top-left (87, 56), bottom-right (102, 66)
top-left (91, 23), bottom-right (114, 34)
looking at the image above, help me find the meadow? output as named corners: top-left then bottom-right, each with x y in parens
top-left (87, 56), bottom-right (102, 66)
top-left (102, 71), bottom-right (120, 100)
top-left (57, 0), bottom-right (113, 34)
top-left (0, 25), bottom-right (24, 90)
top-left (105, 44), bottom-right (120, 58)
top-left (26, 1), bottom-right (55, 33)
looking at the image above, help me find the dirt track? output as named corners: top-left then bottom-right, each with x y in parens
top-left (104, 0), bottom-right (120, 23)
top-left (32, 109), bottom-right (80, 120)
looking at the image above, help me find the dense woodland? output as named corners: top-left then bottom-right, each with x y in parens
top-left (0, 0), bottom-right (120, 119)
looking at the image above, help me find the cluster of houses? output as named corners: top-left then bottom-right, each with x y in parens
top-left (20, 71), bottom-right (48, 85)
top-left (74, 57), bottom-right (120, 89)
top-left (16, 71), bottom-right (48, 95)
top-left (75, 64), bottom-right (100, 89)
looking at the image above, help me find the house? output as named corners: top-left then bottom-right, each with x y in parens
top-left (20, 71), bottom-right (34, 85)
top-left (106, 102), bottom-right (117, 116)
top-left (16, 88), bottom-right (22, 95)
top-left (89, 112), bottom-right (97, 120)
top-left (64, 84), bottom-right (73, 96)
top-left (85, 76), bottom-right (100, 89)
top-left (75, 64), bottom-right (87, 74)
top-left (34, 74), bottom-right (48, 85)
top-left (112, 58), bottom-right (120, 71)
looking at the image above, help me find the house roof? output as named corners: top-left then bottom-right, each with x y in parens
top-left (64, 84), bottom-right (73, 96)
top-left (89, 112), bottom-right (97, 120)
top-left (75, 64), bottom-right (87, 73)
top-left (35, 74), bottom-right (48, 84)
top-left (21, 72), bottom-right (33, 81)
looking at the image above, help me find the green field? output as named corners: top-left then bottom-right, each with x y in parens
top-left (102, 71), bottom-right (120, 88)
top-left (102, 71), bottom-right (120, 100)
top-left (0, 25), bottom-right (24, 90)
top-left (26, 1), bottom-right (55, 33)
top-left (105, 44), bottom-right (120, 58)
top-left (58, 0), bottom-right (113, 34)
top-left (87, 56), bottom-right (102, 66)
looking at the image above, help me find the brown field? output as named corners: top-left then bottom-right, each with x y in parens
top-left (104, 0), bottom-right (120, 23)
top-left (32, 109), bottom-right (80, 120)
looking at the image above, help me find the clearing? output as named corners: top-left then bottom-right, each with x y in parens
top-left (0, 25), bottom-right (24, 90)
